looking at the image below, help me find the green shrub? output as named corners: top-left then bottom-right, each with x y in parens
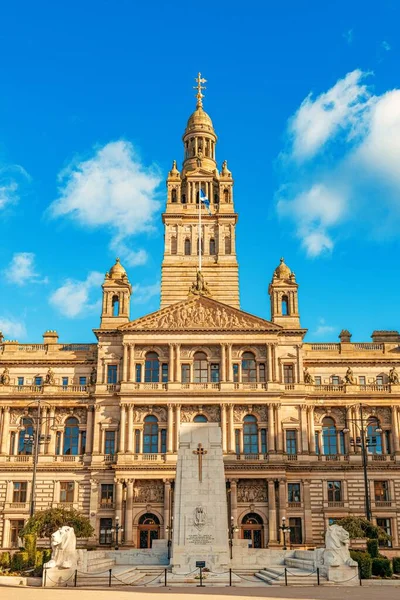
top-left (367, 539), bottom-right (379, 558)
top-left (0, 551), bottom-right (11, 569)
top-left (42, 549), bottom-right (52, 564)
top-left (24, 534), bottom-right (37, 566)
top-left (392, 557), bottom-right (400, 574)
top-left (372, 557), bottom-right (392, 578)
top-left (10, 551), bottom-right (30, 572)
top-left (350, 550), bottom-right (372, 579)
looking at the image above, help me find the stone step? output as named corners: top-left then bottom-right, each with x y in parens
top-left (285, 557), bottom-right (315, 569)
top-left (256, 567), bottom-right (326, 587)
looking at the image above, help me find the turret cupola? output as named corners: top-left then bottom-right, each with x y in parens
top-left (268, 258), bottom-right (301, 329)
top-left (100, 258), bottom-right (132, 329)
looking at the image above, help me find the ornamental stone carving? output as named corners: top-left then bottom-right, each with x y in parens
top-left (181, 405), bottom-right (220, 423)
top-left (234, 405), bottom-right (267, 423)
top-left (389, 367), bottom-right (399, 384)
top-left (376, 407), bottom-right (391, 425)
top-left (133, 407), bottom-right (167, 423)
top-left (237, 480), bottom-right (267, 503)
top-left (0, 368), bottom-right (10, 385)
top-left (133, 480), bottom-right (163, 503)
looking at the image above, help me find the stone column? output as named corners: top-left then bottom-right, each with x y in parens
top-left (122, 343), bottom-right (128, 381)
top-left (2, 519), bottom-right (10, 549)
top-left (230, 479), bottom-right (238, 534)
top-left (119, 405), bottom-right (126, 453)
top-left (85, 406), bottom-right (94, 454)
top-left (127, 405), bottom-right (134, 453)
top-left (303, 479), bottom-right (313, 544)
top-left (227, 344), bottom-right (233, 382)
top-left (221, 344), bottom-right (226, 382)
top-left (267, 344), bottom-right (273, 382)
top-left (279, 478), bottom-right (287, 524)
top-left (273, 345), bottom-right (279, 382)
top-left (221, 404), bottom-right (227, 453)
top-left (167, 404), bottom-right (174, 453)
top-left (308, 406), bottom-right (316, 454)
top-left (163, 479), bottom-right (172, 537)
top-left (300, 405), bottom-right (309, 453)
top-left (125, 479), bottom-right (134, 544)
top-left (0, 407), bottom-right (10, 454)
top-left (92, 405), bottom-right (102, 454)
top-left (101, 358), bottom-right (106, 384)
top-left (128, 344), bottom-right (135, 382)
top-left (267, 404), bottom-right (275, 453)
top-left (39, 407), bottom-right (48, 454)
top-left (48, 406), bottom-right (56, 455)
top-left (228, 405), bottom-right (235, 452)
top-left (392, 407), bottom-right (400, 453)
top-left (268, 479), bottom-right (278, 544)
top-left (275, 404), bottom-right (283, 452)
top-left (176, 344), bottom-right (181, 383)
top-left (169, 344), bottom-right (175, 383)
top-left (115, 480), bottom-right (123, 522)
top-left (296, 345), bottom-right (304, 383)
top-left (174, 405), bottom-right (181, 451)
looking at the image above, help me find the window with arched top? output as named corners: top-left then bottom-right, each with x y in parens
top-left (322, 417), bottom-right (337, 455)
top-left (367, 418), bottom-right (383, 454)
top-left (194, 414), bottom-right (208, 423)
top-left (139, 513), bottom-right (160, 525)
top-left (112, 295), bottom-right (119, 317)
top-left (171, 189), bottom-right (177, 203)
top-left (225, 237), bottom-right (231, 254)
top-left (282, 295), bottom-right (289, 315)
top-left (143, 415), bottom-right (158, 453)
top-left (243, 415), bottom-right (258, 454)
top-left (194, 351), bottom-right (208, 383)
top-left (181, 193), bottom-right (186, 204)
top-left (171, 236), bottom-right (177, 255)
top-left (209, 238), bottom-right (216, 255)
top-left (223, 189), bottom-right (229, 203)
top-left (242, 352), bottom-right (257, 383)
top-left (242, 512), bottom-right (263, 525)
top-left (145, 352), bottom-right (159, 383)
top-left (63, 417), bottom-right (80, 455)
top-left (18, 418), bottom-right (34, 455)
top-left (184, 238), bottom-right (191, 255)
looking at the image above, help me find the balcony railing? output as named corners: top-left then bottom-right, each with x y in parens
top-left (328, 501), bottom-right (345, 508)
top-left (104, 454), bottom-right (116, 463)
top-left (54, 455), bottom-right (83, 463)
top-left (235, 453), bottom-right (266, 461)
top-left (375, 500), bottom-right (392, 508)
top-left (288, 501), bottom-right (302, 509)
top-left (98, 502), bottom-right (116, 509)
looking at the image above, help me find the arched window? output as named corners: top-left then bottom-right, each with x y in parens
top-left (181, 193), bottom-right (186, 204)
top-left (63, 417), bottom-right (80, 455)
top-left (171, 189), bottom-right (177, 203)
top-left (241, 512), bottom-right (263, 548)
top-left (194, 351), bottom-right (208, 383)
top-left (112, 295), bottom-right (119, 317)
top-left (145, 352), bottom-right (159, 383)
top-left (282, 295), bottom-right (289, 315)
top-left (184, 238), bottom-right (191, 255)
top-left (209, 238), bottom-right (216, 255)
top-left (223, 189), bottom-right (229, 203)
top-left (139, 513), bottom-right (160, 525)
top-left (18, 418), bottom-right (34, 455)
top-left (322, 417), bottom-right (337, 455)
top-left (225, 237), bottom-right (231, 254)
top-left (194, 414), bottom-right (208, 423)
top-left (143, 415), bottom-right (158, 453)
top-left (242, 351), bottom-right (257, 383)
top-left (243, 415), bottom-right (258, 454)
top-left (367, 418), bottom-right (383, 454)
top-left (171, 236), bottom-right (177, 255)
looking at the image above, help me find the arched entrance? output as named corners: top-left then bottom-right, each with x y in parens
top-left (241, 513), bottom-right (264, 548)
top-left (137, 513), bottom-right (160, 549)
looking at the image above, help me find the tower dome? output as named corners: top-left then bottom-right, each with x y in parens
top-left (108, 258), bottom-right (127, 280)
top-left (273, 257), bottom-right (295, 281)
top-left (185, 105), bottom-right (214, 134)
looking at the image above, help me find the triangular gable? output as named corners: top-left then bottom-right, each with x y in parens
top-left (119, 295), bottom-right (281, 333)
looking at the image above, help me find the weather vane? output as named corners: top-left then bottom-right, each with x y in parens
top-left (194, 72), bottom-right (207, 107)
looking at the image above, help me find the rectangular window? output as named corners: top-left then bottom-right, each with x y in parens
top-left (286, 430), bottom-right (297, 455)
top-left (99, 518), bottom-right (113, 545)
top-left (181, 364), bottom-right (190, 383)
top-left (327, 481), bottom-right (342, 502)
top-left (62, 377), bottom-right (68, 387)
top-left (233, 364), bottom-right (239, 383)
top-left (259, 363), bottom-right (266, 382)
top-left (135, 364), bottom-right (142, 383)
top-left (374, 480), bottom-right (389, 502)
top-left (12, 482), bottom-right (27, 503)
top-left (359, 376), bottom-right (366, 386)
top-left (35, 376), bottom-right (42, 386)
top-left (283, 364), bottom-right (294, 384)
top-left (288, 483), bottom-right (301, 503)
top-left (161, 364), bottom-right (169, 383)
top-left (104, 431), bottom-right (115, 455)
top-left (376, 518), bottom-right (392, 547)
top-left (210, 363), bottom-right (220, 382)
top-left (10, 520), bottom-right (25, 548)
top-left (135, 430), bottom-right (140, 454)
top-left (107, 365), bottom-right (118, 384)
top-left (260, 429), bottom-right (267, 454)
top-left (17, 377), bottom-right (24, 386)
top-left (376, 375), bottom-right (384, 387)
top-left (385, 431), bottom-right (391, 455)
top-left (161, 429), bottom-right (167, 453)
top-left (328, 517), bottom-right (338, 526)
top-left (235, 429), bottom-right (240, 455)
top-left (289, 517), bottom-right (302, 544)
top-left (331, 376), bottom-right (340, 386)
top-left (100, 484), bottom-right (114, 506)
top-left (79, 376), bottom-right (87, 386)
top-left (314, 376), bottom-right (321, 386)
top-left (60, 482), bottom-right (74, 503)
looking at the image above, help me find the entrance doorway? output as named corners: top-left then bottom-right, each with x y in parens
top-left (241, 513), bottom-right (264, 548)
top-left (138, 513), bottom-right (160, 549)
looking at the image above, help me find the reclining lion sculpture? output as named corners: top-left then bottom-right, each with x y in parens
top-left (44, 526), bottom-right (77, 570)
top-left (323, 524), bottom-right (358, 567)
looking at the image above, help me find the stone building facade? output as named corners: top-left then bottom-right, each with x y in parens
top-left (1, 86), bottom-right (400, 551)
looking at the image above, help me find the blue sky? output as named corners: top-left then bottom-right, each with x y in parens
top-left (0, 0), bottom-right (399, 343)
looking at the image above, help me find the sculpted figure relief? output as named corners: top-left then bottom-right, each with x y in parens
top-left (189, 270), bottom-right (211, 297)
top-left (90, 366), bottom-right (97, 385)
top-left (0, 367), bottom-right (10, 385)
top-left (45, 367), bottom-right (55, 385)
top-left (304, 367), bottom-right (314, 385)
top-left (133, 480), bottom-right (163, 503)
top-left (194, 505), bottom-right (207, 528)
top-left (323, 524), bottom-right (357, 567)
top-left (344, 367), bottom-right (356, 385)
top-left (389, 367), bottom-right (399, 385)
top-left (238, 480), bottom-right (267, 503)
top-left (44, 526), bottom-right (77, 569)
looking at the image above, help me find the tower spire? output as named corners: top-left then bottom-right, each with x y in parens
top-left (193, 72), bottom-right (207, 107)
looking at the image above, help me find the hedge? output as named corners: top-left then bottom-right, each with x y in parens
top-left (350, 550), bottom-right (372, 579)
top-left (372, 557), bottom-right (393, 578)
top-left (0, 552), bottom-right (11, 569)
top-left (393, 557), bottom-right (400, 575)
top-left (10, 551), bottom-right (30, 572)
top-left (366, 539), bottom-right (379, 558)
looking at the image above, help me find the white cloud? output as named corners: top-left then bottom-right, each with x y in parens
top-left (313, 318), bottom-right (336, 337)
top-left (132, 281), bottom-right (160, 304)
top-left (49, 271), bottom-right (103, 318)
top-left (278, 70), bottom-right (400, 254)
top-left (343, 29), bottom-right (353, 45)
top-left (4, 252), bottom-right (48, 286)
top-left (382, 41), bottom-right (391, 52)
top-left (49, 141), bottom-right (162, 266)
top-left (0, 316), bottom-right (27, 340)
top-left (109, 238), bottom-right (148, 267)
top-left (0, 165), bottom-right (30, 210)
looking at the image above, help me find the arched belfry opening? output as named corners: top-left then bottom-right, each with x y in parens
top-left (100, 258), bottom-right (132, 329)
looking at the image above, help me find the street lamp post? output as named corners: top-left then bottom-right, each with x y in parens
top-left (112, 516), bottom-right (123, 550)
top-left (279, 516), bottom-right (291, 550)
top-left (166, 522), bottom-right (173, 560)
top-left (343, 404), bottom-right (382, 522)
top-left (228, 515), bottom-right (239, 559)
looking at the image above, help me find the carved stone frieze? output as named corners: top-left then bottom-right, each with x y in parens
top-left (133, 479), bottom-right (163, 503)
top-left (133, 406), bottom-right (167, 423)
top-left (237, 479), bottom-right (267, 503)
top-left (181, 405), bottom-right (220, 423)
top-left (234, 405), bottom-right (268, 423)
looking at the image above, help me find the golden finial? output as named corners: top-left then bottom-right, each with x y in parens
top-left (193, 72), bottom-right (207, 107)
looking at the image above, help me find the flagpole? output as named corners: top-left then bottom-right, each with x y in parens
top-left (198, 185), bottom-right (202, 271)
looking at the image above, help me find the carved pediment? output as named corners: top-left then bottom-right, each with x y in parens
top-left (119, 296), bottom-right (280, 333)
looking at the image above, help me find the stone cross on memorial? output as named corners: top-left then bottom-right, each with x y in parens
top-left (193, 442), bottom-right (207, 482)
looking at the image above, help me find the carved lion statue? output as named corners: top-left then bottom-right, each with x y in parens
top-left (44, 526), bottom-right (77, 569)
top-left (323, 524), bottom-right (357, 567)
